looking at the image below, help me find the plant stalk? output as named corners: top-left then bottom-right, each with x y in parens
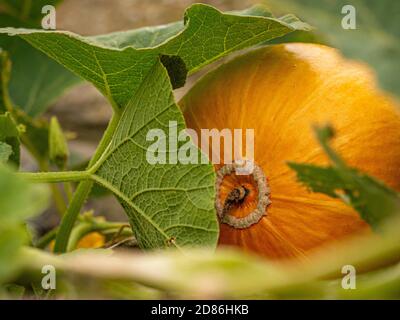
top-left (18, 170), bottom-right (90, 183)
top-left (53, 112), bottom-right (121, 253)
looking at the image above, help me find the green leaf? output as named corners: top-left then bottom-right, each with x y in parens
top-left (0, 140), bottom-right (11, 162)
top-left (0, 225), bottom-right (27, 284)
top-left (89, 60), bottom-right (218, 250)
top-left (0, 48), bottom-right (11, 113)
top-left (0, 4), bottom-right (310, 110)
top-left (289, 126), bottom-right (400, 229)
top-left (2, 283), bottom-right (25, 299)
top-left (91, 21), bottom-right (184, 51)
top-left (14, 109), bottom-right (49, 163)
top-left (49, 116), bottom-right (69, 168)
top-left (4, 39), bottom-right (81, 117)
top-left (0, 164), bottom-right (49, 284)
top-left (0, 21), bottom-right (49, 162)
top-left (0, 164), bottom-right (49, 226)
top-left (0, 112), bottom-right (19, 165)
top-left (1, 4), bottom-right (310, 250)
top-left (266, 0), bottom-right (400, 96)
top-left (0, 0), bottom-right (81, 117)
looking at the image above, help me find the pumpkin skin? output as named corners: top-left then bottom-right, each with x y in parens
top-left (179, 43), bottom-right (400, 260)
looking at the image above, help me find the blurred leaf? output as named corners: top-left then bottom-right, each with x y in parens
top-left (1, 41), bottom-right (49, 162)
top-left (0, 140), bottom-right (11, 162)
top-left (0, 4), bottom-right (310, 110)
top-left (0, 0), bottom-right (81, 117)
top-left (0, 112), bottom-right (19, 165)
top-left (266, 0), bottom-right (400, 97)
top-left (0, 164), bottom-right (49, 284)
top-left (0, 48), bottom-right (11, 113)
top-left (21, 216), bottom-right (400, 299)
top-left (91, 60), bottom-right (218, 250)
top-left (14, 109), bottom-right (49, 162)
top-left (289, 126), bottom-right (400, 229)
top-left (49, 116), bottom-right (69, 168)
top-left (2, 283), bottom-right (25, 299)
top-left (0, 164), bottom-right (49, 226)
top-left (0, 225), bottom-right (27, 284)
top-left (4, 39), bottom-right (81, 117)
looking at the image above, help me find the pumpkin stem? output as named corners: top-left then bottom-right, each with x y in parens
top-left (215, 162), bottom-right (271, 229)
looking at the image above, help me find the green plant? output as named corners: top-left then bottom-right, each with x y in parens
top-left (0, 0), bottom-right (399, 299)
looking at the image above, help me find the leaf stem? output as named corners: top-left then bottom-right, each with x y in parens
top-left (18, 170), bottom-right (91, 183)
top-left (35, 227), bottom-right (58, 249)
top-left (54, 112), bottom-right (121, 253)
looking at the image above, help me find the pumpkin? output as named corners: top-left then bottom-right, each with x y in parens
top-left (179, 43), bottom-right (400, 260)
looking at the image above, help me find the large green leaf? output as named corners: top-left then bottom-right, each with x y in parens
top-left (0, 4), bottom-right (310, 110)
top-left (89, 59), bottom-right (218, 250)
top-left (289, 126), bottom-right (400, 229)
top-left (0, 0), bottom-right (80, 117)
top-left (266, 0), bottom-right (400, 97)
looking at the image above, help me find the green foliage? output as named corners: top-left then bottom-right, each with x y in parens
top-left (14, 109), bottom-right (49, 163)
top-left (0, 2), bottom-right (399, 300)
top-left (0, 48), bottom-right (11, 113)
top-left (20, 217), bottom-right (400, 299)
top-left (0, 0), bottom-right (80, 117)
top-left (266, 0), bottom-right (400, 97)
top-left (289, 126), bottom-right (400, 229)
top-left (0, 141), bottom-right (11, 162)
top-left (0, 4), bottom-right (309, 252)
top-left (0, 165), bottom-right (49, 225)
top-left (0, 4), bottom-right (310, 111)
top-left (91, 60), bottom-right (218, 249)
top-left (0, 164), bottom-right (49, 284)
top-left (0, 112), bottom-right (19, 166)
top-left (49, 116), bottom-right (69, 168)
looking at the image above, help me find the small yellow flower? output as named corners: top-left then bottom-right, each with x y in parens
top-left (48, 232), bottom-right (105, 251)
top-left (77, 232), bottom-right (105, 249)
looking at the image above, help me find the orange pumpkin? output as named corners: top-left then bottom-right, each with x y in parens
top-left (180, 43), bottom-right (400, 260)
